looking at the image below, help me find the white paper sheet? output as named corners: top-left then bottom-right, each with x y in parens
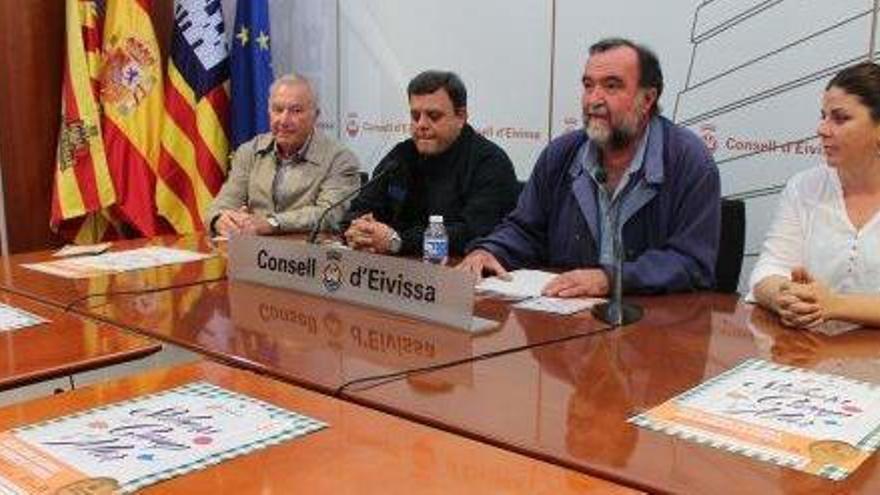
top-left (475, 269), bottom-right (557, 300)
top-left (23, 247), bottom-right (214, 279)
top-left (52, 243), bottom-right (112, 258)
top-left (65, 246), bottom-right (212, 272)
top-left (513, 296), bottom-right (603, 315)
top-left (0, 303), bottom-right (47, 332)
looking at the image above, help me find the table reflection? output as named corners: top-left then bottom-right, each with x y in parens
top-left (748, 304), bottom-right (880, 383)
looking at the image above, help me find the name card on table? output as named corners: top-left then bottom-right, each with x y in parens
top-left (227, 235), bottom-right (481, 331)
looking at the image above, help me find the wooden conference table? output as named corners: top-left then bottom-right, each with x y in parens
top-left (0, 235), bottom-right (227, 310)
top-left (0, 360), bottom-right (634, 494)
top-left (0, 290), bottom-right (161, 392)
top-left (2, 234), bottom-right (880, 493)
top-left (0, 235), bottom-right (611, 394)
top-left (345, 294), bottom-right (880, 494)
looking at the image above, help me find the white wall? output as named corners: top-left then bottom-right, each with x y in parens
top-left (337, 0), bottom-right (552, 177)
top-left (221, 0), bottom-right (879, 291)
top-left (551, 0), bottom-right (695, 139)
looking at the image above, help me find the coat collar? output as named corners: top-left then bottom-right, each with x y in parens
top-left (567, 116), bottom-right (665, 184)
top-left (254, 130), bottom-right (331, 166)
top-left (568, 116), bottom-right (666, 243)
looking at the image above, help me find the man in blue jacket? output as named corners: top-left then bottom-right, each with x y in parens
top-left (458, 38), bottom-right (720, 296)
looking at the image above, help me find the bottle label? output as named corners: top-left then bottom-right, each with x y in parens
top-left (423, 238), bottom-right (448, 263)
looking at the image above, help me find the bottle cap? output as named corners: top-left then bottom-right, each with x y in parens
top-left (429, 215), bottom-right (444, 223)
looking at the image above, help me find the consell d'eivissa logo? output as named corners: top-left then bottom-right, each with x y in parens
top-left (255, 249), bottom-right (437, 303)
top-left (696, 123), bottom-right (823, 157)
top-left (322, 251), bottom-right (344, 292)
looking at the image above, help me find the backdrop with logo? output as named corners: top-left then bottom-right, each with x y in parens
top-left (223, 0), bottom-right (879, 290)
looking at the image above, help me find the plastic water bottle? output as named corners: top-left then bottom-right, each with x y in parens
top-left (423, 215), bottom-right (448, 265)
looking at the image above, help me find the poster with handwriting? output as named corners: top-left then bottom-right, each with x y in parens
top-left (0, 382), bottom-right (326, 493)
top-left (630, 359), bottom-right (880, 480)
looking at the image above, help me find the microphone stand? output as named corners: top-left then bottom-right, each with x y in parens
top-left (307, 158), bottom-right (400, 244)
top-left (591, 195), bottom-right (643, 326)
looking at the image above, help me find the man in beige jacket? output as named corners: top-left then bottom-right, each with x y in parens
top-left (205, 74), bottom-right (361, 236)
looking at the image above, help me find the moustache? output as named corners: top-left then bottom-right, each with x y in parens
top-left (585, 104), bottom-right (609, 119)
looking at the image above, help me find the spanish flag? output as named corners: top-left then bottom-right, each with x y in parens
top-left (50, 0), bottom-right (117, 237)
top-left (156, 0), bottom-right (231, 234)
top-left (100, 0), bottom-right (167, 237)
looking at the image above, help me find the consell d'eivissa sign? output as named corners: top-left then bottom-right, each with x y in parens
top-left (228, 235), bottom-right (478, 330)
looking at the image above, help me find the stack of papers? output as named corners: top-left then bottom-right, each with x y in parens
top-left (475, 269), bottom-right (556, 300)
top-left (476, 270), bottom-right (603, 315)
top-left (53, 243), bottom-right (112, 258)
top-left (23, 247), bottom-right (214, 279)
top-left (513, 296), bottom-right (603, 315)
top-left (66, 246), bottom-right (212, 272)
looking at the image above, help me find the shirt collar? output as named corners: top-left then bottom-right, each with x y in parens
top-left (255, 131), bottom-right (315, 164)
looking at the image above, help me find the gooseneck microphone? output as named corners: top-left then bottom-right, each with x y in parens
top-left (594, 166), bottom-right (607, 185)
top-left (590, 166), bottom-right (644, 327)
top-left (307, 158), bottom-right (401, 244)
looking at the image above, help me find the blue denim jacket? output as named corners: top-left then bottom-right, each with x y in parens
top-left (471, 116), bottom-right (720, 294)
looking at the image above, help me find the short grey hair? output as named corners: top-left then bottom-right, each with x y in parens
top-left (268, 73), bottom-right (319, 112)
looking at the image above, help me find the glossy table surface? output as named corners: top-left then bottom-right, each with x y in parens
top-left (5, 235), bottom-right (880, 493)
top-left (0, 291), bottom-right (161, 391)
top-left (0, 361), bottom-right (638, 494)
top-left (84, 279), bottom-right (609, 394)
top-left (0, 234), bottom-right (226, 308)
top-left (347, 294), bottom-right (880, 494)
top-left (0, 235), bottom-right (609, 394)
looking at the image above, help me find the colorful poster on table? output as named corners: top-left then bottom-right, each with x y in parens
top-left (630, 359), bottom-right (880, 480)
top-left (0, 382), bottom-right (326, 494)
top-left (21, 247), bottom-right (214, 279)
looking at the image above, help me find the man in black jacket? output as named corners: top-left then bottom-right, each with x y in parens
top-left (343, 70), bottom-right (519, 256)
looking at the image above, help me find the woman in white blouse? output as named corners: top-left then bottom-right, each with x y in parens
top-left (750, 62), bottom-right (880, 329)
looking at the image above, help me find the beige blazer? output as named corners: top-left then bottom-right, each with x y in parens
top-left (205, 131), bottom-right (361, 233)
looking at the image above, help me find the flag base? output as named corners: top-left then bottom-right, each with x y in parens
top-left (591, 301), bottom-right (644, 327)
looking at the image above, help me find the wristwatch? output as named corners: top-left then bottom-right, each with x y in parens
top-left (266, 214), bottom-right (281, 232)
top-left (388, 230), bottom-right (402, 253)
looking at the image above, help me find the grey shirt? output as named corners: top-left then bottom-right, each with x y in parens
top-left (581, 119), bottom-right (653, 267)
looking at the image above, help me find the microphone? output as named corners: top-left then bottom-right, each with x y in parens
top-left (590, 176), bottom-right (643, 327)
top-left (308, 158), bottom-right (401, 244)
top-left (595, 166), bottom-right (607, 185)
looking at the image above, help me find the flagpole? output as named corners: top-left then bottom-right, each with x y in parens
top-left (336, 0), bottom-right (342, 141)
top-left (0, 148), bottom-right (9, 258)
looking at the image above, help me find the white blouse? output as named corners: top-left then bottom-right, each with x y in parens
top-left (748, 165), bottom-right (880, 297)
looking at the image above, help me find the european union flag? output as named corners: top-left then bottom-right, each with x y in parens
top-left (230, 0), bottom-right (274, 149)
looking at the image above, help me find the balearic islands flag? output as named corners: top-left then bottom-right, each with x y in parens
top-left (156, 0), bottom-right (231, 234)
top-left (50, 0), bottom-right (118, 241)
top-left (99, 0), bottom-right (167, 237)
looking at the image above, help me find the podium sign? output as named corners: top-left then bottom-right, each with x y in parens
top-left (228, 236), bottom-right (477, 330)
